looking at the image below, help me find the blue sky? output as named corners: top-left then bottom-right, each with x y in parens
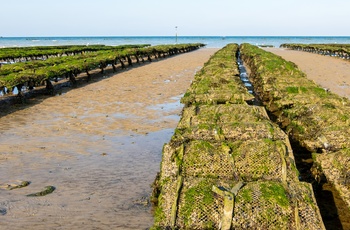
top-left (1, 0), bottom-right (349, 36)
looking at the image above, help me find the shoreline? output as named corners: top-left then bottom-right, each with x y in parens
top-left (2, 36), bottom-right (350, 49)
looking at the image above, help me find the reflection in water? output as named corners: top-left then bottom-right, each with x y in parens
top-left (0, 129), bottom-right (174, 229)
top-left (146, 94), bottom-right (183, 113)
top-left (237, 52), bottom-right (254, 95)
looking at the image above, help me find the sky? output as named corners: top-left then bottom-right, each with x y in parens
top-left (1, 0), bottom-right (349, 37)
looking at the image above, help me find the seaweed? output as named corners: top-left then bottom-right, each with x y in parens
top-left (7, 181), bottom-right (31, 190)
top-left (26, 186), bottom-right (56, 197)
top-left (0, 44), bottom-right (205, 90)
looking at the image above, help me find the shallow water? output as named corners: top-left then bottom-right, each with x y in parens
top-left (0, 126), bottom-right (176, 229)
top-left (0, 80), bottom-right (180, 230)
top-left (237, 53), bottom-right (255, 95)
top-left (0, 89), bottom-right (182, 229)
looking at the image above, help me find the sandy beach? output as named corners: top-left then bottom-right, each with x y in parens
top-left (0, 48), bottom-right (218, 229)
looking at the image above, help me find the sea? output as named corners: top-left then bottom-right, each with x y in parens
top-left (1, 36), bottom-right (350, 48)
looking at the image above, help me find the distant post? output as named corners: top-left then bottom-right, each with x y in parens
top-left (175, 26), bottom-right (178, 44)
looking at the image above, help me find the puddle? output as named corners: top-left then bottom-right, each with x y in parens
top-left (338, 83), bottom-right (350, 89)
top-left (147, 101), bottom-right (181, 112)
top-left (164, 114), bottom-right (181, 121)
top-left (79, 112), bottom-right (135, 120)
top-left (146, 95), bottom-right (184, 112)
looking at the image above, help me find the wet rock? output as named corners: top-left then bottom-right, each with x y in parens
top-left (0, 208), bottom-right (6, 215)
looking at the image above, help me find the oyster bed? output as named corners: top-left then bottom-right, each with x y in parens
top-left (152, 44), bottom-right (326, 229)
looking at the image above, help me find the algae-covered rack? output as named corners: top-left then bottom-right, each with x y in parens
top-left (240, 43), bottom-right (350, 226)
top-left (152, 44), bottom-right (326, 229)
top-left (0, 43), bottom-right (205, 95)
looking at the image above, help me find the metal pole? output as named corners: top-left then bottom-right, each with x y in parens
top-left (175, 26), bottom-right (178, 44)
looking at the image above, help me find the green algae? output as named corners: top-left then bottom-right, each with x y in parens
top-left (180, 179), bottom-right (216, 227)
top-left (7, 181), bottom-right (31, 190)
top-left (259, 182), bottom-right (289, 207)
top-left (26, 186), bottom-right (55, 197)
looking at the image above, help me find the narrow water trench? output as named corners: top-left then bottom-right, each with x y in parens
top-left (237, 53), bottom-right (254, 95)
top-left (236, 50), bottom-right (349, 230)
top-left (236, 52), bottom-right (262, 106)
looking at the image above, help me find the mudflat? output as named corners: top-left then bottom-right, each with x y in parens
top-left (0, 48), bottom-right (218, 229)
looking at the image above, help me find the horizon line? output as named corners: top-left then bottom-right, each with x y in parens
top-left (2, 35), bottom-right (350, 38)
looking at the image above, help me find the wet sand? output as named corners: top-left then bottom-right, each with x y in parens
top-left (0, 48), bottom-right (218, 229)
top-left (264, 47), bottom-right (350, 99)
